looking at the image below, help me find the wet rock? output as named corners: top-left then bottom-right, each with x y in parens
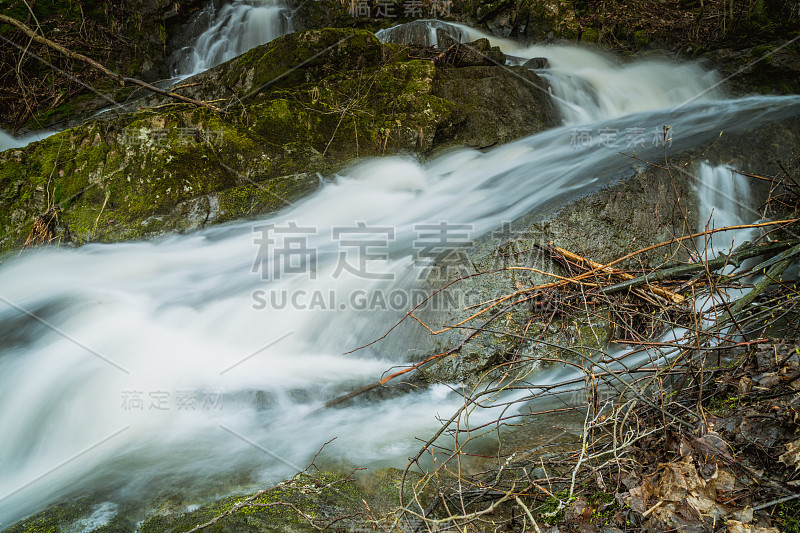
top-left (448, 38), bottom-right (506, 67)
top-left (288, 0), bottom-right (354, 33)
top-left (0, 28), bottom-right (555, 254)
top-left (707, 44), bottom-right (800, 95)
top-left (523, 57), bottom-right (550, 69)
top-left (451, 0), bottom-right (580, 43)
top-left (376, 19), bottom-right (464, 48)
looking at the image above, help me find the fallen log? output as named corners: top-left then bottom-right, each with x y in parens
top-left (431, 43), bottom-right (458, 66)
top-left (714, 242), bottom-right (800, 329)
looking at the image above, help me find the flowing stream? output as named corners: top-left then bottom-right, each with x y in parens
top-left (169, 0), bottom-right (292, 77)
top-left (0, 130), bottom-right (55, 152)
top-left (2, 18), bottom-right (800, 530)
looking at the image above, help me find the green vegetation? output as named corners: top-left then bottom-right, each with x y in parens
top-left (775, 499), bottom-right (800, 533)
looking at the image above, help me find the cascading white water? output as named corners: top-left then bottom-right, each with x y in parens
top-left (0, 129), bottom-right (55, 152)
top-left (2, 19), bottom-right (800, 528)
top-left (696, 163), bottom-right (760, 252)
top-left (172, 0), bottom-right (292, 76)
top-left (376, 20), bottom-right (723, 124)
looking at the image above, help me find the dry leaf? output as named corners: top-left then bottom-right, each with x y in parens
top-left (779, 438), bottom-right (800, 471)
top-left (726, 520), bottom-right (780, 533)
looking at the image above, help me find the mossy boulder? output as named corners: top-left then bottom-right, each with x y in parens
top-left (0, 28), bottom-right (556, 254)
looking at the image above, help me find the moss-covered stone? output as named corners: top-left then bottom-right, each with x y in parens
top-left (1, 28), bottom-right (555, 254)
top-left (6, 469), bottom-right (425, 533)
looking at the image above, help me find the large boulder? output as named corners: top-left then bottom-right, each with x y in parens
top-left (413, 115), bottom-right (800, 385)
top-left (0, 28), bottom-right (556, 254)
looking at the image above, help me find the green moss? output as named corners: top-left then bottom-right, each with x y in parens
top-left (633, 29), bottom-right (650, 48)
top-left (3, 500), bottom-right (92, 533)
top-left (1, 27), bottom-right (555, 253)
top-left (752, 44), bottom-right (776, 57)
top-left (775, 498), bottom-right (800, 533)
top-left (216, 173), bottom-right (320, 222)
top-left (537, 490), bottom-right (575, 525)
top-left (216, 28), bottom-right (384, 101)
top-left (137, 472), bottom-right (371, 533)
top-left (581, 27), bottom-right (599, 43)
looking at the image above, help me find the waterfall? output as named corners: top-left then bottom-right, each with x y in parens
top-left (0, 1), bottom-right (292, 153)
top-left (0, 130), bottom-right (55, 152)
top-left (695, 163), bottom-right (760, 251)
top-left (170, 0), bottom-right (293, 77)
top-left (1, 92), bottom-right (798, 525)
top-left (376, 20), bottom-right (724, 124)
top-left (2, 17), bottom-right (800, 528)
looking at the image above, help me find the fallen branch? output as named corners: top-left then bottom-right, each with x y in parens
top-left (714, 242), bottom-right (800, 329)
top-left (432, 43), bottom-right (458, 65)
top-left (0, 13), bottom-right (223, 113)
top-left (602, 239), bottom-right (800, 295)
top-left (346, 220), bottom-right (799, 356)
top-left (550, 245), bottom-right (686, 304)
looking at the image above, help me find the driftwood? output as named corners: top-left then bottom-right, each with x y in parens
top-left (550, 245), bottom-right (686, 304)
top-left (0, 14), bottom-right (222, 113)
top-left (431, 43), bottom-right (458, 66)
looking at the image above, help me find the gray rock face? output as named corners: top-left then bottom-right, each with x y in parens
top-left (444, 38), bottom-right (507, 67)
top-left (707, 45), bottom-right (800, 95)
top-left (413, 116), bottom-right (800, 386)
top-left (456, 0), bottom-right (580, 43)
top-left (523, 57), bottom-right (549, 69)
top-left (375, 19), bottom-right (476, 49)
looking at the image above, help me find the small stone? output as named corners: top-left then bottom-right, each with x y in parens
top-left (523, 57), bottom-right (550, 69)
